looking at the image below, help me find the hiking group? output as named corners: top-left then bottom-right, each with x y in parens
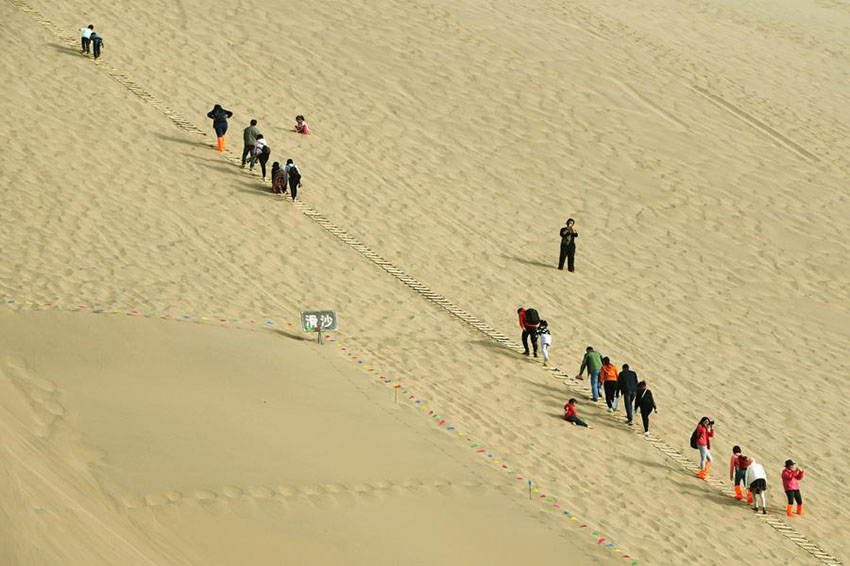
top-left (518, 305), bottom-right (806, 515)
top-left (205, 107), bottom-right (305, 200)
top-left (79, 24), bottom-right (104, 59)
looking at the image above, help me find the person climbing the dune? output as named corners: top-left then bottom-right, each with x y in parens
top-left (558, 218), bottom-right (578, 272)
top-left (617, 363), bottom-right (639, 424)
top-left (206, 104), bottom-right (233, 152)
top-left (79, 24), bottom-right (93, 54)
top-left (272, 162), bottom-right (287, 195)
top-left (600, 356), bottom-right (619, 412)
top-left (285, 159), bottom-right (302, 201)
top-left (517, 307), bottom-right (541, 357)
top-left (242, 119), bottom-right (262, 168)
top-left (746, 458), bottom-right (768, 514)
top-left (252, 134), bottom-right (271, 181)
top-left (538, 320), bottom-right (552, 367)
top-left (576, 346), bottom-right (603, 401)
top-left (730, 446), bottom-right (752, 503)
top-left (634, 380), bottom-right (657, 438)
top-left (90, 30), bottom-right (104, 60)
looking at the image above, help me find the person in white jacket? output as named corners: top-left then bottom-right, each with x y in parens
top-left (79, 24), bottom-right (93, 54)
top-left (746, 459), bottom-right (768, 514)
top-left (538, 320), bottom-right (552, 367)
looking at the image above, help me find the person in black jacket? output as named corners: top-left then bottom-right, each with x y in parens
top-left (617, 364), bottom-right (639, 425)
top-left (91, 31), bottom-right (104, 60)
top-left (206, 104), bottom-right (233, 152)
top-left (634, 381), bottom-right (657, 437)
top-left (558, 218), bottom-right (578, 271)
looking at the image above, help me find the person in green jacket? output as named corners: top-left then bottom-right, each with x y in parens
top-left (576, 346), bottom-right (603, 401)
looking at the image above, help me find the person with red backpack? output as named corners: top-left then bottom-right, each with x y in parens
top-left (517, 307), bottom-right (540, 357)
top-left (730, 446), bottom-right (753, 503)
top-left (691, 417), bottom-right (715, 479)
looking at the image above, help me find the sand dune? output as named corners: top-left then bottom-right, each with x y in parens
top-left (1, 0), bottom-right (849, 564)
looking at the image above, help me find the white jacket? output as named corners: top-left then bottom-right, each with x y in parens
top-left (746, 461), bottom-right (767, 486)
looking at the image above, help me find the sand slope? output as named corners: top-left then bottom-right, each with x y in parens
top-left (0, 310), bottom-right (606, 565)
top-left (1, 0), bottom-right (849, 564)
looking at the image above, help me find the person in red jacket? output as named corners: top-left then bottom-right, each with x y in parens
top-left (563, 399), bottom-right (589, 427)
top-left (782, 459), bottom-right (805, 517)
top-left (516, 307), bottom-right (540, 357)
top-left (729, 446), bottom-right (752, 502)
top-left (695, 417), bottom-right (715, 479)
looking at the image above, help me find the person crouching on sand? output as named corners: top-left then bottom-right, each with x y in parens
top-left (782, 459), bottom-right (805, 517)
top-left (272, 162), bottom-right (288, 195)
top-left (538, 320), bottom-right (552, 366)
top-left (746, 459), bottom-right (768, 514)
top-left (563, 398), bottom-right (589, 428)
top-left (730, 446), bottom-right (752, 503)
top-left (253, 135), bottom-right (271, 181)
top-left (91, 31), bottom-right (104, 60)
top-left (79, 24), bottom-right (93, 54)
top-left (294, 115), bottom-right (310, 134)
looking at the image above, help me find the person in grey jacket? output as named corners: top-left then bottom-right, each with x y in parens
top-left (242, 119), bottom-right (262, 167)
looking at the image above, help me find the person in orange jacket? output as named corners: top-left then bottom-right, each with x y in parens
top-left (782, 459), bottom-right (805, 517)
top-left (729, 446), bottom-right (752, 503)
top-left (599, 357), bottom-right (619, 412)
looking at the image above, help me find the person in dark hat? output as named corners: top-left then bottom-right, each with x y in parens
top-left (558, 218), bottom-right (578, 271)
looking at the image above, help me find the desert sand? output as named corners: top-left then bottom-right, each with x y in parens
top-left (1, 0), bottom-right (849, 564)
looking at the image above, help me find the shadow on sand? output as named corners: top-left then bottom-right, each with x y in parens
top-left (503, 254), bottom-right (557, 270)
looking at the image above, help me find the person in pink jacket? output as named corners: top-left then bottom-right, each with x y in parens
top-left (782, 459), bottom-right (806, 517)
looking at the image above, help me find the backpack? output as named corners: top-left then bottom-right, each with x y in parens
top-left (524, 308), bottom-right (540, 327)
top-left (689, 427), bottom-right (700, 449)
top-left (289, 165), bottom-right (302, 184)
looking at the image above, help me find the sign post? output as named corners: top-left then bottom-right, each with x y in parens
top-left (301, 310), bottom-right (338, 344)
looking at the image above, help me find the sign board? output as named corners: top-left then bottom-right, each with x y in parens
top-left (301, 310), bottom-right (338, 333)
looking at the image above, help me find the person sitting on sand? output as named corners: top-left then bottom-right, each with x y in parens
top-left (746, 459), bottom-right (768, 514)
top-left (206, 104), bottom-right (233, 152)
top-left (294, 115), bottom-right (310, 134)
top-left (563, 398), bottom-right (589, 428)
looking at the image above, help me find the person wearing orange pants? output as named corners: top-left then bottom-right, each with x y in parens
top-left (206, 104), bottom-right (233, 152)
top-left (782, 459), bottom-right (805, 517)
